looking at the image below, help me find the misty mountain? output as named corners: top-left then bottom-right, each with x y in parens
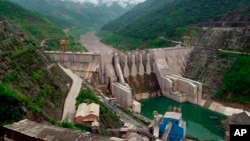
top-left (10, 0), bottom-right (136, 28)
top-left (0, 0), bottom-right (65, 41)
top-left (102, 0), bottom-right (250, 40)
top-left (64, 0), bottom-right (145, 6)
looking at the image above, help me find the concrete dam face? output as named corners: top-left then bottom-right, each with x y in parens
top-left (45, 46), bottom-right (202, 108)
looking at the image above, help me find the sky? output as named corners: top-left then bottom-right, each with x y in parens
top-left (63, 0), bottom-right (146, 5)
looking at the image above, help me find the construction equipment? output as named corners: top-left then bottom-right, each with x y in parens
top-left (60, 39), bottom-right (68, 52)
top-left (183, 36), bottom-right (190, 47)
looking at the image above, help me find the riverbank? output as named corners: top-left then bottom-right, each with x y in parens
top-left (200, 99), bottom-right (250, 116)
top-left (136, 93), bottom-right (249, 117)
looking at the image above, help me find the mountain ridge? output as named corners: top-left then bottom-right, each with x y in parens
top-left (10, 0), bottom-right (136, 28)
top-left (0, 0), bottom-right (65, 41)
top-left (101, 0), bottom-right (250, 46)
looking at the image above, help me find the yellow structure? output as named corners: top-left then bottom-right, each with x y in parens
top-left (60, 39), bottom-right (68, 52)
top-left (182, 36), bottom-right (190, 47)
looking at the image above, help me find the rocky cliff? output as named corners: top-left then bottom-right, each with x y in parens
top-left (184, 8), bottom-right (250, 101)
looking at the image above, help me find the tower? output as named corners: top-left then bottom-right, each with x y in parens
top-left (60, 39), bottom-right (68, 52)
top-left (183, 36), bottom-right (190, 47)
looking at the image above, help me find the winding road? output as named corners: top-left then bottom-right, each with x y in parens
top-left (60, 64), bottom-right (83, 122)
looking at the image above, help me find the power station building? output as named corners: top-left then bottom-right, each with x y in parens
top-left (75, 103), bottom-right (100, 129)
top-left (159, 112), bottom-right (186, 141)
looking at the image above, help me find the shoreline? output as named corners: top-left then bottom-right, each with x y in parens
top-left (200, 99), bottom-right (250, 117)
top-left (138, 95), bottom-right (249, 117)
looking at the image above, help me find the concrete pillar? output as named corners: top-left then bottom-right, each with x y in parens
top-left (134, 51), bottom-right (139, 59)
top-left (171, 78), bottom-right (178, 92)
top-left (127, 52), bottom-right (132, 73)
top-left (130, 54), bottom-right (137, 76)
top-left (138, 54), bottom-right (144, 76)
top-left (123, 55), bottom-right (130, 78)
top-left (197, 83), bottom-right (203, 103)
top-left (99, 53), bottom-right (105, 84)
top-left (145, 53), bottom-right (151, 74)
top-left (114, 54), bottom-right (125, 84)
top-left (141, 50), bottom-right (147, 66)
top-left (111, 83), bottom-right (132, 107)
top-left (134, 51), bottom-right (140, 75)
top-left (161, 77), bottom-right (173, 97)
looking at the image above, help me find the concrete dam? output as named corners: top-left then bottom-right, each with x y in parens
top-left (45, 46), bottom-right (202, 109)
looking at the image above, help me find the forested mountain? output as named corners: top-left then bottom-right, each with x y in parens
top-left (0, 1), bottom-right (70, 125)
top-left (10, 0), bottom-right (135, 28)
top-left (100, 0), bottom-right (250, 50)
top-left (0, 0), bottom-right (65, 41)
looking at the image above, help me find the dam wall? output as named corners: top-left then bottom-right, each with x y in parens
top-left (44, 51), bottom-right (101, 62)
top-left (45, 51), bottom-right (102, 85)
top-left (111, 82), bottom-right (132, 107)
top-left (149, 47), bottom-right (202, 104)
top-left (149, 47), bottom-right (194, 76)
top-left (45, 46), bottom-right (202, 106)
top-left (45, 51), bottom-right (116, 86)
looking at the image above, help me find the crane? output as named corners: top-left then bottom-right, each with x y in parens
top-left (60, 39), bottom-right (68, 52)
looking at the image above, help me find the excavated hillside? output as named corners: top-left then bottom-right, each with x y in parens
top-left (0, 20), bottom-right (72, 124)
top-left (184, 8), bottom-right (250, 105)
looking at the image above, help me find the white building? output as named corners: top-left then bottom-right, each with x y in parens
top-left (132, 100), bottom-right (141, 113)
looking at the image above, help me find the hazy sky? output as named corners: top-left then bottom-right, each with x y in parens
top-left (64, 0), bottom-right (146, 5)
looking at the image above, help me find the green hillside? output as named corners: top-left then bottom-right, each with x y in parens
top-left (10, 0), bottom-right (134, 28)
top-left (100, 0), bottom-right (250, 50)
top-left (217, 54), bottom-right (250, 104)
top-left (0, 1), bottom-right (71, 125)
top-left (0, 0), bottom-right (65, 41)
top-left (0, 20), bottom-right (71, 124)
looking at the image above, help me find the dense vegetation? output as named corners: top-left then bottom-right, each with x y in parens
top-left (76, 86), bottom-right (122, 135)
top-left (96, 29), bottom-right (194, 50)
top-left (10, 0), bottom-right (135, 28)
top-left (0, 0), bottom-right (65, 41)
top-left (216, 53), bottom-right (250, 104)
top-left (0, 22), bottom-right (71, 124)
top-left (0, 84), bottom-right (22, 124)
top-left (100, 0), bottom-right (250, 50)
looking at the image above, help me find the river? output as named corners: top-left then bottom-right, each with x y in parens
top-left (139, 96), bottom-right (226, 141)
top-left (79, 32), bottom-right (115, 53)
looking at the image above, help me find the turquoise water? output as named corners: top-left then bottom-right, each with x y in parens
top-left (139, 96), bottom-right (226, 141)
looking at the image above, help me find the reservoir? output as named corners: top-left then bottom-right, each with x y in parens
top-left (139, 96), bottom-right (226, 141)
